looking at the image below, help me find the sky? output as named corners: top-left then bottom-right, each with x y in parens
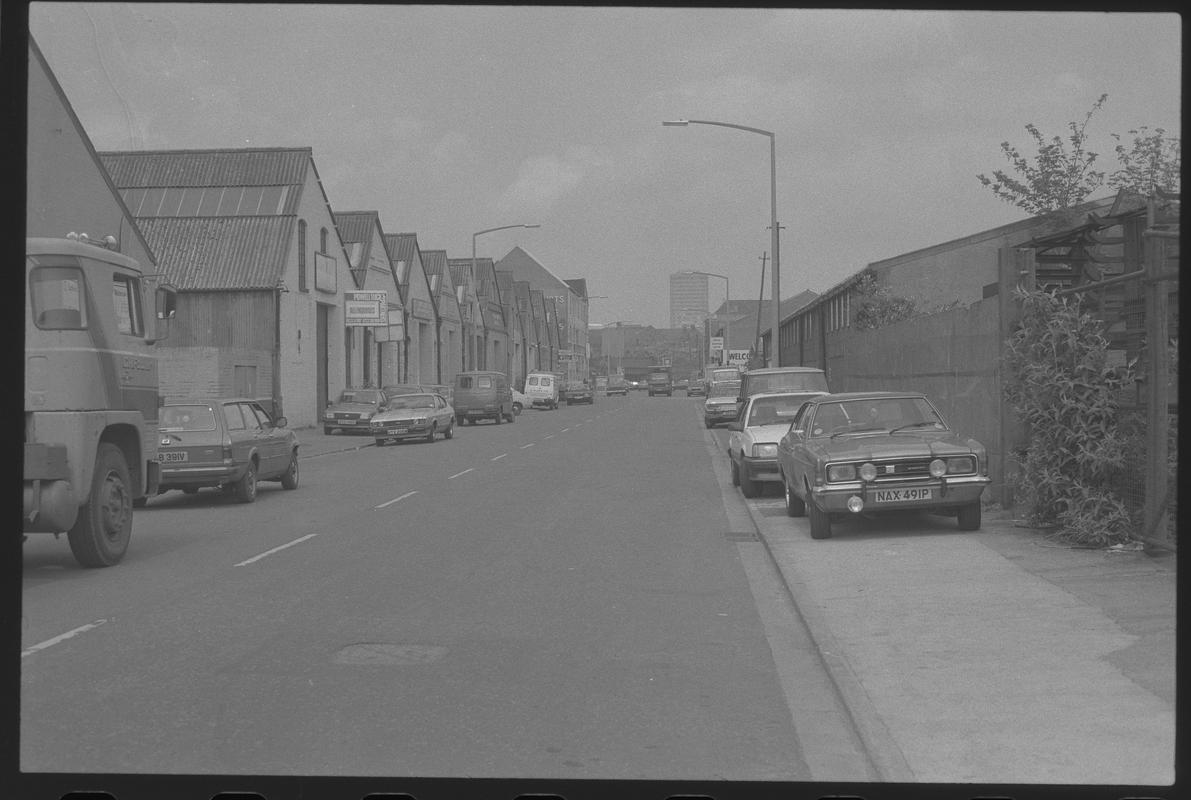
top-left (27, 4), bottom-right (1182, 328)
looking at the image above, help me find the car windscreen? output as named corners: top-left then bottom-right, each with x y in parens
top-left (338, 390), bottom-right (380, 404)
top-left (160, 405), bottom-right (217, 431)
top-left (746, 395), bottom-right (815, 426)
top-left (747, 372), bottom-right (829, 394)
top-left (389, 394), bottom-right (436, 409)
top-left (810, 397), bottom-right (945, 436)
top-left (708, 385), bottom-right (739, 398)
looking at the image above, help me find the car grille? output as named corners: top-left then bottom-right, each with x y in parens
top-left (872, 459), bottom-right (932, 479)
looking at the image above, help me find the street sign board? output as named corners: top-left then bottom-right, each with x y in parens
top-left (709, 336), bottom-right (724, 352)
top-left (726, 349), bottom-right (751, 367)
top-left (344, 291), bottom-right (388, 326)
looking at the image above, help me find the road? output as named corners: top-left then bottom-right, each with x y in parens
top-left (21, 391), bottom-right (869, 781)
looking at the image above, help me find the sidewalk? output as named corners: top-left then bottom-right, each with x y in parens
top-left (747, 498), bottom-right (1177, 785)
top-left (292, 425), bottom-right (377, 458)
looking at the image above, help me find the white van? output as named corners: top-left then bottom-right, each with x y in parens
top-left (524, 371), bottom-right (560, 410)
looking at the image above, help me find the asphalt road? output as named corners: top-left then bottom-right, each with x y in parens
top-left (21, 392), bottom-right (863, 781)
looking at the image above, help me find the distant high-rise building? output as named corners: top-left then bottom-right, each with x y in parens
top-left (669, 271), bottom-right (709, 328)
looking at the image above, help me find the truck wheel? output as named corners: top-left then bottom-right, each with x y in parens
top-left (67, 443), bottom-right (133, 567)
top-left (494, 412), bottom-right (502, 425)
top-left (456, 415), bottom-right (465, 426)
top-left (281, 449), bottom-right (300, 489)
top-left (809, 499), bottom-right (833, 539)
top-left (234, 459), bottom-right (258, 503)
top-left (513, 402), bottom-right (523, 415)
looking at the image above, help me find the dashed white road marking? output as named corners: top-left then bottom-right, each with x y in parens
top-left (544, 434), bottom-right (555, 439)
top-left (22, 620), bottom-right (107, 658)
top-left (520, 443), bottom-right (535, 449)
top-left (376, 491), bottom-right (418, 509)
top-left (561, 428), bottom-right (571, 432)
top-left (448, 468), bottom-right (475, 480)
top-left (234, 534), bottom-right (318, 566)
top-left (491, 453), bottom-right (507, 461)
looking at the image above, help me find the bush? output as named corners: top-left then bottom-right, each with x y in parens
top-left (1003, 288), bottom-right (1137, 545)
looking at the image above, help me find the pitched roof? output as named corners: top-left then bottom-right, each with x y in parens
top-left (385, 233), bottom-right (419, 265)
top-left (420, 249), bottom-right (448, 280)
top-left (132, 216), bottom-right (294, 290)
top-left (565, 278), bottom-right (588, 298)
top-left (332, 210), bottom-right (381, 289)
top-left (99, 147), bottom-right (311, 190)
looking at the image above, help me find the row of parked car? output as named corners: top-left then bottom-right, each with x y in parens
top-left (706, 367), bottom-right (992, 540)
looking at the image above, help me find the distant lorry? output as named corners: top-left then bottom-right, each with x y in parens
top-left (647, 365), bottom-right (673, 397)
top-left (24, 236), bottom-right (176, 567)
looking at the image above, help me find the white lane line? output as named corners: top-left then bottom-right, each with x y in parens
top-left (234, 534), bottom-right (318, 567)
top-left (491, 453), bottom-right (508, 461)
top-left (585, 418), bottom-right (594, 422)
top-left (520, 443), bottom-right (535, 449)
top-left (22, 619), bottom-right (107, 658)
top-left (544, 434), bottom-right (555, 439)
top-left (448, 468), bottom-right (475, 480)
top-left (561, 428), bottom-right (571, 432)
top-left (376, 491), bottom-right (418, 509)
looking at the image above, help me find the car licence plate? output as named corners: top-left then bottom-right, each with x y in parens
top-left (158, 451), bottom-right (188, 463)
top-left (875, 488), bottom-right (932, 502)
top-left (387, 428), bottom-right (408, 435)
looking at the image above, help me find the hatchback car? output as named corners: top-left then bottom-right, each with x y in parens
top-left (727, 391), bottom-right (827, 497)
top-left (565, 380), bottom-right (594, 405)
top-left (369, 392), bottom-right (455, 445)
top-left (776, 391), bottom-right (991, 539)
top-left (687, 379), bottom-right (707, 397)
top-left (703, 381), bottom-right (742, 428)
top-left (324, 388), bottom-right (389, 435)
top-left (154, 399), bottom-right (299, 503)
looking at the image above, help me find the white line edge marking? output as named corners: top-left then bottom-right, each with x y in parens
top-left (520, 443), bottom-right (535, 449)
top-left (561, 427), bottom-right (571, 432)
top-left (376, 490), bottom-right (418, 509)
top-left (491, 453), bottom-right (507, 461)
top-left (544, 434), bottom-right (555, 439)
top-left (448, 468), bottom-right (475, 480)
top-left (234, 533), bottom-right (318, 566)
top-left (22, 619), bottom-right (107, 657)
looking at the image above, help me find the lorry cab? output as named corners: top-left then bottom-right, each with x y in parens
top-left (524, 371), bottom-right (560, 410)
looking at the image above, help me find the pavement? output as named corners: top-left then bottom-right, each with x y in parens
top-left (291, 421), bottom-right (1178, 787)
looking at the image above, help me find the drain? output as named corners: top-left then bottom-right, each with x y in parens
top-left (724, 530), bottom-right (759, 542)
top-left (334, 643), bottom-right (447, 665)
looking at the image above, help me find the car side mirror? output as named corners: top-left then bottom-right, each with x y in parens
top-left (275, 416), bottom-right (288, 428)
top-left (726, 420), bottom-right (742, 432)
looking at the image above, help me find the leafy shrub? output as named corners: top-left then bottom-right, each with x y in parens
top-left (1003, 288), bottom-right (1137, 545)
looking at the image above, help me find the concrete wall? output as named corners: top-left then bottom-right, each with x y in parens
top-left (825, 297), bottom-right (1010, 500)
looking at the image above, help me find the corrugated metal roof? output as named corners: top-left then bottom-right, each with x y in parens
top-left (332, 211), bottom-right (377, 244)
top-left (565, 278), bottom-right (588, 297)
top-left (133, 216), bottom-right (293, 290)
top-left (421, 249), bottom-right (447, 279)
top-left (386, 233), bottom-right (419, 264)
top-left (99, 147), bottom-right (312, 189)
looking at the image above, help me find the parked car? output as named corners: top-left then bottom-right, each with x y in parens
top-left (453, 370), bottom-right (515, 425)
top-left (370, 392), bottom-right (455, 445)
top-left (383, 383), bottom-right (453, 405)
top-left (324, 388), bottom-right (389, 435)
top-left (154, 398), bottom-right (299, 503)
top-left (511, 388), bottom-right (529, 415)
top-left (727, 391), bottom-right (827, 497)
top-left (565, 380), bottom-right (594, 405)
top-left (606, 376), bottom-right (628, 396)
top-left (687, 379), bottom-right (707, 397)
top-left (524, 371), bottom-right (560, 409)
top-left (628, 379), bottom-right (647, 392)
top-left (674, 378), bottom-right (690, 392)
top-left (703, 381), bottom-right (742, 428)
top-left (737, 366), bottom-right (829, 404)
top-left (776, 391), bottom-right (991, 539)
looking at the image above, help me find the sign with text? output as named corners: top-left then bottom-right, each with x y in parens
top-left (709, 336), bottom-right (724, 352)
top-left (344, 291), bottom-right (387, 326)
top-left (314, 252), bottom-right (337, 293)
top-left (726, 349), bottom-right (751, 367)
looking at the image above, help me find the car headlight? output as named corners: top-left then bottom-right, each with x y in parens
top-left (946, 456), bottom-right (976, 474)
top-left (858, 462), bottom-right (878, 482)
top-left (827, 463), bottom-right (856, 482)
top-left (324, 411), bottom-right (334, 420)
top-left (929, 459), bottom-right (947, 477)
top-left (413, 417), bottom-right (427, 425)
top-left (360, 412), bottom-right (373, 420)
top-left (752, 443), bottom-right (777, 458)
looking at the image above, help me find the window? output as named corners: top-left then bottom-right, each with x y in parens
top-left (260, 186), bottom-right (284, 215)
top-left (157, 188), bottom-right (184, 216)
top-left (111, 273), bottom-right (143, 335)
top-left (198, 187), bottom-right (223, 216)
top-left (239, 187), bottom-right (264, 215)
top-left (223, 403), bottom-right (247, 431)
top-left (161, 405), bottom-right (217, 431)
top-left (121, 187), bottom-right (147, 214)
top-left (298, 220), bottom-right (308, 292)
top-left (320, 227), bottom-right (328, 253)
top-left (140, 187), bottom-right (166, 216)
top-left (29, 264), bottom-right (87, 329)
top-left (177, 187), bottom-right (202, 216)
top-left (217, 187), bottom-right (241, 215)
top-left (243, 403), bottom-right (271, 429)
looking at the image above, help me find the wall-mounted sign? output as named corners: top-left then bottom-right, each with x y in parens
top-left (709, 336), bottom-right (724, 352)
top-left (345, 291), bottom-right (387, 326)
top-left (726, 349), bottom-right (751, 367)
top-left (315, 252), bottom-right (337, 293)
top-left (411, 298), bottom-right (434, 320)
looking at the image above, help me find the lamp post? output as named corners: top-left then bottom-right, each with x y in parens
top-left (663, 118), bottom-right (779, 366)
top-left (681, 270), bottom-right (729, 366)
top-left (472, 223), bottom-right (540, 374)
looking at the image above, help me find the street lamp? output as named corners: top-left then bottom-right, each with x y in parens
top-left (663, 118), bottom-right (779, 366)
top-left (472, 223), bottom-right (540, 375)
top-left (681, 270), bottom-right (729, 366)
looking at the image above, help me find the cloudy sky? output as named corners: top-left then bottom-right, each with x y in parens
top-left (29, 4), bottom-right (1181, 327)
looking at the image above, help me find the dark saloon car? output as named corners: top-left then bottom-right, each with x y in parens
top-left (565, 380), bottom-right (594, 405)
top-left (776, 391), bottom-right (990, 539)
top-left (687, 379), bottom-right (707, 397)
top-left (324, 388), bottom-right (389, 435)
top-left (154, 399), bottom-right (299, 503)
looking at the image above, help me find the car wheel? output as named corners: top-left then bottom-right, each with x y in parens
top-left (739, 468), bottom-right (759, 498)
top-left (513, 402), bottom-right (523, 416)
top-left (281, 449), bottom-right (299, 489)
top-left (234, 459), bottom-right (258, 503)
top-left (443, 421), bottom-right (454, 440)
top-left (375, 438), bottom-right (387, 447)
top-left (784, 475), bottom-right (805, 517)
top-left (324, 426), bottom-right (335, 435)
top-left (809, 499), bottom-right (833, 539)
top-left (957, 501), bottom-right (982, 530)
top-left (66, 443), bottom-right (133, 568)
top-left (729, 459), bottom-right (740, 487)
top-left (505, 408), bottom-right (515, 422)
top-left (425, 423), bottom-right (437, 443)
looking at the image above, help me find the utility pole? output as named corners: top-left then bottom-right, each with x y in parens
top-left (752, 252), bottom-right (767, 369)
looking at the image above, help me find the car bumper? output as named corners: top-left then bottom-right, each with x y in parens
top-left (704, 409), bottom-right (739, 424)
top-left (371, 423), bottom-right (432, 439)
top-left (741, 456), bottom-right (781, 482)
top-left (159, 462), bottom-right (244, 489)
top-left (811, 475), bottom-right (991, 513)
